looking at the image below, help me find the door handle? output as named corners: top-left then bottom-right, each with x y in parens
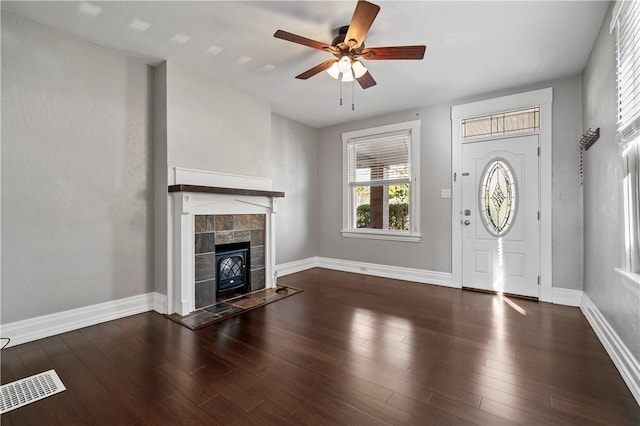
top-left (464, 220), bottom-right (471, 225)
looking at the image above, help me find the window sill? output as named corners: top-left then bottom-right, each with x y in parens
top-left (614, 267), bottom-right (640, 298)
top-left (341, 230), bottom-right (422, 243)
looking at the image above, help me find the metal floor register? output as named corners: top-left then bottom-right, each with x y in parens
top-left (0, 369), bottom-right (66, 414)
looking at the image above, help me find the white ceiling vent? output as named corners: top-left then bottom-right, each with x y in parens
top-left (0, 369), bottom-right (66, 414)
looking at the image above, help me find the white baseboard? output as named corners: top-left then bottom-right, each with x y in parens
top-left (552, 287), bottom-right (583, 307)
top-left (316, 257), bottom-right (455, 288)
top-left (153, 292), bottom-right (168, 314)
top-left (581, 293), bottom-right (640, 406)
top-left (275, 256), bottom-right (455, 288)
top-left (0, 292), bottom-right (166, 348)
top-left (276, 257), bottom-right (319, 277)
top-left (279, 259), bottom-right (587, 306)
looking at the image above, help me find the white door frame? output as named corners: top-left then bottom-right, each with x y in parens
top-left (451, 87), bottom-right (553, 302)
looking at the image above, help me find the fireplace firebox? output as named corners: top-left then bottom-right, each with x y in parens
top-left (215, 242), bottom-right (250, 298)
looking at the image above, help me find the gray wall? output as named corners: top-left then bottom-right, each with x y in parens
top-left (0, 7), bottom-right (597, 329)
top-left (317, 104), bottom-right (453, 271)
top-left (1, 14), bottom-right (323, 325)
top-left (155, 61), bottom-right (272, 297)
top-left (165, 62), bottom-right (271, 179)
top-left (316, 75), bottom-right (584, 290)
top-left (1, 12), bottom-right (154, 323)
top-left (155, 63), bottom-right (315, 294)
top-left (550, 76), bottom-right (585, 290)
top-left (582, 5), bottom-right (640, 358)
top-left (1, 14), bottom-right (320, 324)
top-left (153, 62), bottom-right (168, 296)
top-left (271, 113), bottom-right (318, 264)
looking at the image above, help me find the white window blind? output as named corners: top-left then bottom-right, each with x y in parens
top-left (616, 0), bottom-right (640, 143)
top-left (347, 132), bottom-right (410, 185)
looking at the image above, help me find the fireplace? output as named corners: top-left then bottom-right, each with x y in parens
top-left (167, 168), bottom-right (284, 316)
top-left (194, 214), bottom-right (266, 309)
top-left (216, 242), bottom-right (250, 298)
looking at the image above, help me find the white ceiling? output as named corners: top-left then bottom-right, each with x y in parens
top-left (2, 1), bottom-right (609, 128)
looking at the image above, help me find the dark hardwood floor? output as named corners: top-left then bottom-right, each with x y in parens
top-left (2, 268), bottom-right (639, 425)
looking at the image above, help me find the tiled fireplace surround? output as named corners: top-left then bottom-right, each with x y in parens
top-left (167, 168), bottom-right (283, 316)
top-left (194, 214), bottom-right (266, 308)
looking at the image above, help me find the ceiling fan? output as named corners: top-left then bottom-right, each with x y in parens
top-left (273, 0), bottom-right (426, 90)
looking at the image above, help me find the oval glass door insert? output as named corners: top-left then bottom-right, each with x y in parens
top-left (480, 159), bottom-right (517, 236)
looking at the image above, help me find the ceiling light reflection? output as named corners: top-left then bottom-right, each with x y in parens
top-left (128, 18), bottom-right (150, 32)
top-left (170, 33), bottom-right (190, 44)
top-left (78, 2), bottom-right (102, 17)
top-left (207, 45), bottom-right (223, 55)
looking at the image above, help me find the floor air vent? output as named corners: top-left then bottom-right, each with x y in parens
top-left (0, 369), bottom-right (66, 414)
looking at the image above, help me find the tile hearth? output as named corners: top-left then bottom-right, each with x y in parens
top-left (167, 286), bottom-right (302, 330)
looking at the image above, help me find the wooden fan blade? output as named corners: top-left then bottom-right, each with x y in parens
top-left (361, 45), bottom-right (427, 60)
top-left (344, 1), bottom-right (380, 49)
top-left (357, 71), bottom-right (377, 89)
top-left (295, 59), bottom-right (338, 80)
top-left (274, 30), bottom-right (330, 51)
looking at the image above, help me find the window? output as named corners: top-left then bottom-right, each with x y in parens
top-left (461, 107), bottom-right (540, 140)
top-left (342, 120), bottom-right (421, 242)
top-left (480, 159), bottom-right (517, 236)
top-left (614, 0), bottom-right (640, 272)
top-left (615, 0), bottom-right (640, 142)
top-left (622, 144), bottom-right (640, 272)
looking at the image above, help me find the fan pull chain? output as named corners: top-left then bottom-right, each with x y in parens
top-left (337, 73), bottom-right (356, 110)
top-left (352, 71), bottom-right (355, 111)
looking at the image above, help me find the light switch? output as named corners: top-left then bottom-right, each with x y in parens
top-left (441, 189), bottom-right (451, 199)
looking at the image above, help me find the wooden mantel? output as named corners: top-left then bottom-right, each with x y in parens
top-left (168, 184), bottom-right (284, 198)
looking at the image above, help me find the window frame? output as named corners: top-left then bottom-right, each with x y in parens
top-left (613, 0), bottom-right (640, 275)
top-left (460, 107), bottom-right (540, 141)
top-left (622, 142), bottom-right (640, 272)
top-left (341, 120), bottom-right (421, 242)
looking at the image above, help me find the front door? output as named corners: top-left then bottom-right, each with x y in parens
top-left (461, 135), bottom-right (539, 298)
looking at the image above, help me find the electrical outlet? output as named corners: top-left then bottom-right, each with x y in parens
top-left (441, 189), bottom-right (451, 198)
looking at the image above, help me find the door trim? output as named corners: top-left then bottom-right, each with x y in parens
top-left (451, 87), bottom-right (553, 302)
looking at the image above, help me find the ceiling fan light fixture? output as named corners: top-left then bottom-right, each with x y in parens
top-left (327, 63), bottom-right (353, 82)
top-left (352, 60), bottom-right (367, 78)
top-left (327, 62), bottom-right (353, 81)
top-left (337, 56), bottom-right (352, 73)
top-left (326, 58), bottom-right (367, 82)
top-left (341, 72), bottom-right (355, 82)
top-left (326, 62), bottom-right (339, 79)
top-left (275, 0), bottom-right (424, 92)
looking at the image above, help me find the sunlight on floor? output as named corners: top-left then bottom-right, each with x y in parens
top-left (489, 234), bottom-right (529, 316)
top-left (348, 308), bottom-right (415, 397)
top-left (500, 294), bottom-right (528, 316)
